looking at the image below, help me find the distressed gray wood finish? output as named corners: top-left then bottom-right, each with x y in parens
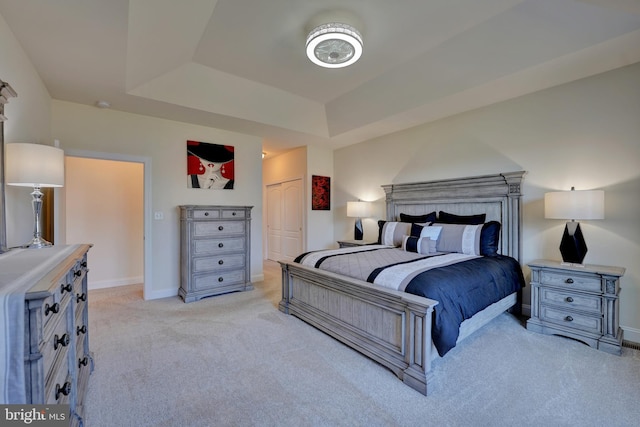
top-left (11, 244), bottom-right (93, 426)
top-left (179, 205), bottom-right (253, 302)
top-left (280, 172), bottom-right (525, 395)
top-left (526, 260), bottom-right (625, 355)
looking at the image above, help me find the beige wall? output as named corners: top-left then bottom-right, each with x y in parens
top-left (334, 62), bottom-right (640, 342)
top-left (52, 101), bottom-right (264, 299)
top-left (65, 157), bottom-right (144, 289)
top-left (262, 144), bottom-right (335, 253)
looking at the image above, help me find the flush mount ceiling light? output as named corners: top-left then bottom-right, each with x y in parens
top-left (306, 22), bottom-right (363, 68)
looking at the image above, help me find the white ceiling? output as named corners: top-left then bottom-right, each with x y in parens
top-left (1, 0), bottom-right (639, 156)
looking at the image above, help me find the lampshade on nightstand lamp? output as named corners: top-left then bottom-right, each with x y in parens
top-left (347, 201), bottom-right (370, 240)
top-left (5, 143), bottom-right (65, 248)
top-left (545, 187), bottom-right (604, 265)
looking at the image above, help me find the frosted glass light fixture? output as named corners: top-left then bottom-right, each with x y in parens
top-left (5, 143), bottom-right (65, 248)
top-left (306, 22), bottom-right (363, 68)
top-left (545, 187), bottom-right (604, 265)
top-left (347, 201), bottom-right (370, 240)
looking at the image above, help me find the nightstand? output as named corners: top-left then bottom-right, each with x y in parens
top-left (337, 240), bottom-right (375, 248)
top-left (526, 259), bottom-right (625, 355)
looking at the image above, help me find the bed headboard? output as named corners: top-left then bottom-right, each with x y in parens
top-left (381, 171), bottom-right (525, 262)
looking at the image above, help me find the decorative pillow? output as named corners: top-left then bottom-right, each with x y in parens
top-left (435, 211), bottom-right (486, 225)
top-left (377, 221), bottom-right (412, 246)
top-left (399, 211), bottom-right (437, 223)
top-left (402, 236), bottom-right (435, 254)
top-left (435, 222), bottom-right (501, 256)
top-left (434, 223), bottom-right (480, 255)
top-left (479, 221), bottom-right (501, 256)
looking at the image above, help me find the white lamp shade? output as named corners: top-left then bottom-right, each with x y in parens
top-left (544, 189), bottom-right (604, 220)
top-left (5, 143), bottom-right (65, 187)
top-left (347, 201), bottom-right (370, 218)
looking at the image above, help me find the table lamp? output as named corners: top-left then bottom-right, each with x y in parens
top-left (5, 143), bottom-right (64, 248)
top-left (544, 187), bottom-right (604, 265)
top-left (347, 201), bottom-right (370, 240)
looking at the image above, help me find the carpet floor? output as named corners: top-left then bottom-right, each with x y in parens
top-left (84, 261), bottom-right (640, 427)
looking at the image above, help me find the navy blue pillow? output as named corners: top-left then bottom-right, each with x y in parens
top-left (436, 211), bottom-right (486, 225)
top-left (399, 212), bottom-right (437, 223)
top-left (480, 221), bottom-right (501, 256)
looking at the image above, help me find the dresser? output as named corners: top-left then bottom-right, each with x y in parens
top-left (526, 259), bottom-right (625, 355)
top-left (179, 205), bottom-right (253, 302)
top-left (0, 244), bottom-right (93, 426)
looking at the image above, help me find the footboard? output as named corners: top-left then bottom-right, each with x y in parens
top-left (279, 261), bottom-right (439, 395)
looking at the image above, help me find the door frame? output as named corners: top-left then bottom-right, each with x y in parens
top-left (60, 149), bottom-right (152, 300)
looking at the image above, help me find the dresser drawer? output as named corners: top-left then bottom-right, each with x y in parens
top-left (193, 269), bottom-right (246, 291)
top-left (193, 254), bottom-right (245, 273)
top-left (192, 209), bottom-right (221, 219)
top-left (540, 288), bottom-right (602, 315)
top-left (221, 209), bottom-right (246, 219)
top-left (42, 299), bottom-right (71, 375)
top-left (46, 362), bottom-right (73, 405)
top-left (42, 289), bottom-right (67, 338)
top-left (193, 237), bottom-right (245, 255)
top-left (540, 306), bottom-right (602, 335)
top-left (540, 270), bottom-right (602, 293)
top-left (194, 221), bottom-right (245, 237)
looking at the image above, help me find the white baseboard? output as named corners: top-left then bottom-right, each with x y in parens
top-left (145, 288), bottom-right (179, 301)
top-left (251, 273), bottom-right (265, 283)
top-left (622, 326), bottom-right (640, 345)
top-left (89, 276), bottom-right (144, 290)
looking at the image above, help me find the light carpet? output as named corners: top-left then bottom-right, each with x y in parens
top-left (84, 261), bottom-right (640, 427)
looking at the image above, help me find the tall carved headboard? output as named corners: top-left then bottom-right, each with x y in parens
top-left (381, 171), bottom-right (525, 262)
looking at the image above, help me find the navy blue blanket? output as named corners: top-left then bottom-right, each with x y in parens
top-left (397, 256), bottom-right (524, 356)
top-left (296, 249), bottom-right (524, 357)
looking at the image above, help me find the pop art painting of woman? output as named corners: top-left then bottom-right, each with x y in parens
top-left (187, 140), bottom-right (235, 189)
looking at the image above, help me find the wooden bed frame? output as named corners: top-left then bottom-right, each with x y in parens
top-left (279, 171), bottom-right (526, 395)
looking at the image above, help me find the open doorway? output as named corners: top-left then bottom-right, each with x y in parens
top-left (60, 151), bottom-right (152, 299)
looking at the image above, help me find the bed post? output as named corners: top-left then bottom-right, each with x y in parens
top-left (402, 300), bottom-right (436, 395)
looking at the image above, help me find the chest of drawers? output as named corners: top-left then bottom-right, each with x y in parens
top-left (179, 205), bottom-right (253, 302)
top-left (0, 244), bottom-right (93, 426)
top-left (526, 259), bottom-right (625, 355)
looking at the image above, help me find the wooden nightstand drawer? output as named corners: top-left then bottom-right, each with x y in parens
top-left (540, 270), bottom-right (601, 293)
top-left (540, 288), bottom-right (602, 315)
top-left (540, 306), bottom-right (602, 335)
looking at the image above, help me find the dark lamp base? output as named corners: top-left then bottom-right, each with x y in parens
top-left (559, 221), bottom-right (587, 265)
top-left (354, 218), bottom-right (363, 240)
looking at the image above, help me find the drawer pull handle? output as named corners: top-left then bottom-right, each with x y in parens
top-left (77, 293), bottom-right (86, 303)
top-left (81, 261), bottom-right (87, 268)
top-left (45, 303), bottom-right (60, 316)
top-left (218, 243), bottom-right (224, 248)
top-left (565, 297), bottom-right (574, 303)
top-left (564, 316), bottom-right (574, 322)
top-left (60, 283), bottom-right (72, 294)
top-left (218, 277), bottom-right (224, 282)
top-left (54, 333), bottom-right (70, 350)
top-left (74, 270), bottom-right (82, 277)
top-left (204, 212), bottom-right (209, 216)
top-left (218, 260), bottom-right (224, 265)
top-left (218, 226), bottom-right (224, 231)
top-left (78, 357), bottom-right (89, 368)
top-left (77, 325), bottom-right (87, 335)
top-left (55, 382), bottom-right (71, 400)
top-left (565, 278), bottom-right (574, 284)
top-left (232, 212), bottom-right (237, 216)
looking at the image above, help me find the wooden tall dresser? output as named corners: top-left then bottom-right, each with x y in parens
top-left (179, 205), bottom-right (253, 302)
top-left (0, 244), bottom-right (93, 426)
